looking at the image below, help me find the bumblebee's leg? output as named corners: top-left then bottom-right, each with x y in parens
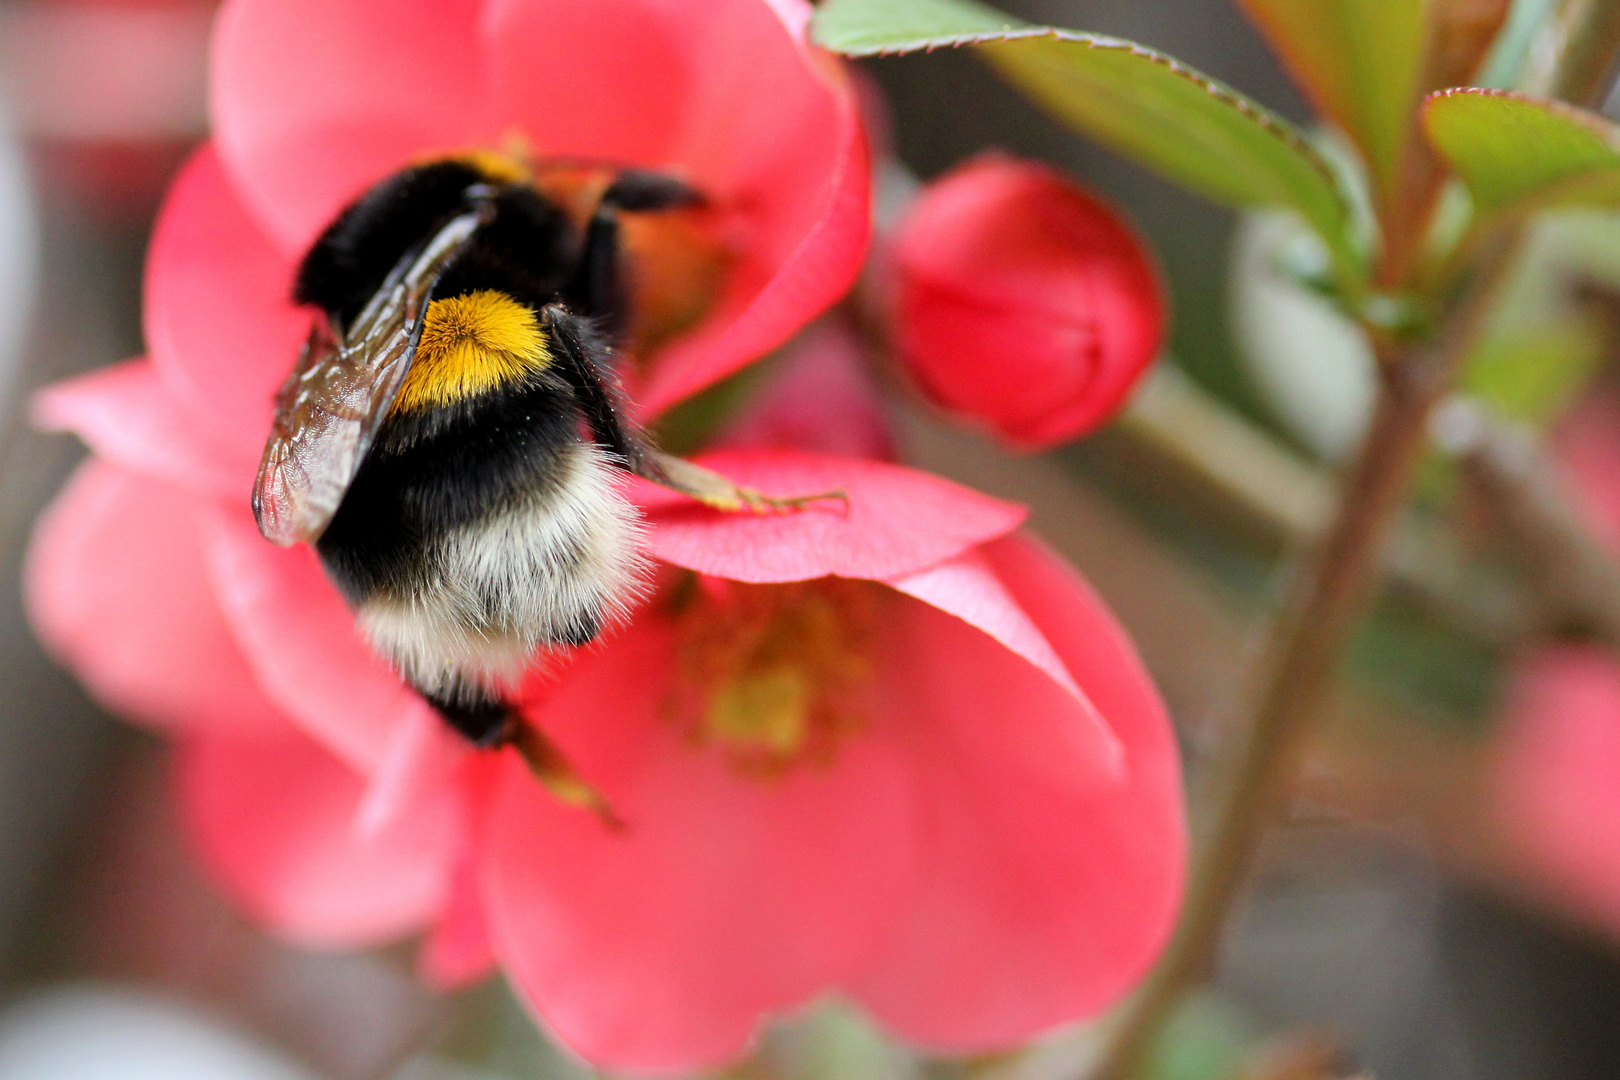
top-left (424, 685), bottom-right (510, 747)
top-left (540, 304), bottom-right (847, 515)
top-left (566, 170), bottom-right (702, 338)
top-left (420, 680), bottom-right (622, 828)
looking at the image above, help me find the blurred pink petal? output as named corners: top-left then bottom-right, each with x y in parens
top-left (25, 461), bottom-right (284, 737)
top-left (354, 699), bottom-right (464, 838)
top-left (718, 319), bottom-right (896, 461)
top-left (210, 0), bottom-right (485, 253)
top-left (178, 722), bottom-right (462, 950)
top-left (484, 619), bottom-right (915, 1074)
top-left (420, 855), bottom-right (498, 991)
top-left (199, 502), bottom-right (418, 774)
top-left (484, 0), bottom-right (691, 169)
top-left (32, 360), bottom-right (240, 498)
top-left (638, 449), bottom-right (1026, 582)
top-left (143, 146), bottom-right (305, 475)
top-left (1495, 646), bottom-right (1620, 932)
top-left (850, 535), bottom-right (1185, 1050)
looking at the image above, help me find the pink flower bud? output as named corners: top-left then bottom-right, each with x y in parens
top-left (891, 155), bottom-right (1166, 449)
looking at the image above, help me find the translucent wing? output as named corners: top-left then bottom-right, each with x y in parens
top-left (252, 201), bottom-right (492, 546)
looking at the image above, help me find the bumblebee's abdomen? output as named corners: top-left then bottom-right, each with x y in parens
top-left (353, 439), bottom-right (644, 699)
top-left (317, 368), bottom-right (582, 600)
top-left (316, 367), bottom-right (644, 698)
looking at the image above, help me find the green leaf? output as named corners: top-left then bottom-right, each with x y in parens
top-left (1457, 209), bottom-right (1620, 428)
top-left (813, 0), bottom-right (1360, 280)
top-left (1424, 88), bottom-right (1620, 215)
top-left (1463, 319), bottom-right (1605, 425)
top-left (1236, 0), bottom-right (1431, 204)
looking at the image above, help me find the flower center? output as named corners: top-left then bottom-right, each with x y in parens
top-left (668, 577), bottom-right (885, 774)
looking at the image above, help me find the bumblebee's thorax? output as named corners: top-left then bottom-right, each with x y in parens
top-left (391, 290), bottom-right (554, 414)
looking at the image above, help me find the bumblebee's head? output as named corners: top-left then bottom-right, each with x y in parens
top-left (391, 290), bottom-right (552, 413)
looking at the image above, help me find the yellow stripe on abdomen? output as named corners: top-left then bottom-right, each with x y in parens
top-left (393, 290), bottom-right (552, 412)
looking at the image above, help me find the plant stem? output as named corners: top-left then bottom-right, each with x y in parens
top-left (1085, 367), bottom-right (1434, 1080)
top-left (1084, 247), bottom-right (1512, 1080)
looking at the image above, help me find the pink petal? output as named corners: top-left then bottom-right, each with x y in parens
top-left (420, 856), bottom-right (498, 991)
top-left (144, 145), bottom-right (307, 475)
top-left (487, 0), bottom-right (868, 414)
top-left (32, 360), bottom-right (242, 498)
top-left (636, 93), bottom-right (869, 414)
top-left (24, 461), bottom-right (285, 737)
top-left (177, 722), bottom-right (462, 950)
top-left (484, 0), bottom-right (691, 170)
top-left (198, 501), bottom-right (420, 774)
top-left (717, 319), bottom-right (896, 461)
top-left (850, 535), bottom-right (1185, 1050)
top-left (1493, 646), bottom-right (1620, 933)
top-left (210, 0), bottom-right (485, 253)
top-left (483, 618), bottom-right (915, 1074)
top-left (887, 548), bottom-right (1123, 779)
top-left (638, 449), bottom-right (1026, 583)
top-left (354, 699), bottom-right (465, 839)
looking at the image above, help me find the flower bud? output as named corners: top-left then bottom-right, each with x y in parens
top-left (890, 155), bottom-right (1165, 449)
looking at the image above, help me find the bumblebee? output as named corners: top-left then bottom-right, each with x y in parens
top-left (253, 152), bottom-right (813, 806)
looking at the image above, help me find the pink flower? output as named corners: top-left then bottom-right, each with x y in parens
top-left (889, 155), bottom-right (1165, 450)
top-left (1494, 645), bottom-right (1620, 933)
top-left (1492, 388), bottom-right (1620, 935)
top-left (28, 334), bottom-right (1185, 1072)
top-left (24, 0), bottom-right (1186, 1070)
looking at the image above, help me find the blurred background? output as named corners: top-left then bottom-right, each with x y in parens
top-left (1, 1), bottom-right (1619, 1078)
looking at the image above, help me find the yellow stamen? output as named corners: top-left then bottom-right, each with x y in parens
top-left (392, 291), bottom-right (551, 412)
top-left (669, 578), bottom-right (883, 774)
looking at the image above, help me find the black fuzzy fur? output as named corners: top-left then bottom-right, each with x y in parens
top-left (299, 161), bottom-right (661, 746)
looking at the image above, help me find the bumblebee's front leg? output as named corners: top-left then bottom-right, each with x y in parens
top-left (540, 304), bottom-right (847, 514)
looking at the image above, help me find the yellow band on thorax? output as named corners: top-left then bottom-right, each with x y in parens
top-left (392, 291), bottom-right (551, 413)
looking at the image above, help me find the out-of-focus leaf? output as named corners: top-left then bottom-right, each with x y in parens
top-left (1463, 320), bottom-right (1606, 425)
top-left (1424, 88), bottom-right (1620, 215)
top-left (1236, 0), bottom-right (1430, 204)
top-left (1239, 0), bottom-right (1508, 278)
top-left (1456, 209), bottom-right (1620, 430)
top-left (1144, 992), bottom-right (1254, 1080)
top-left (813, 0), bottom-right (1360, 280)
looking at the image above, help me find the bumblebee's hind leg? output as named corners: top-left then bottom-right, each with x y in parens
top-left (420, 680), bottom-right (622, 828)
top-left (421, 681), bottom-right (512, 747)
top-left (566, 169), bottom-right (702, 337)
